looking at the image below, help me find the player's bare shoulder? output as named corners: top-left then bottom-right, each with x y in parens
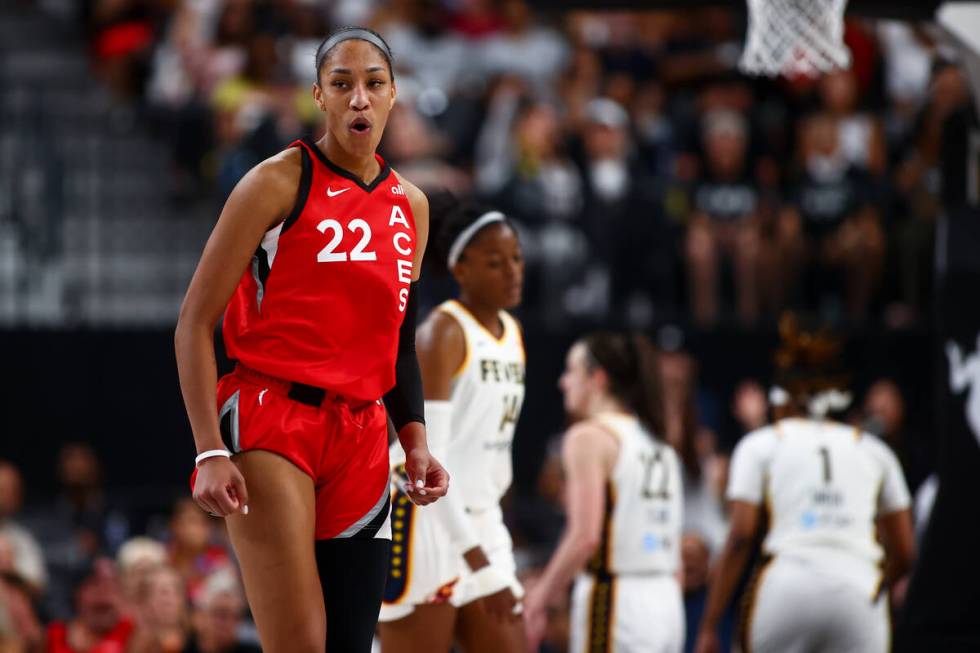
top-left (563, 419), bottom-right (620, 469)
top-left (227, 147), bottom-right (305, 230)
top-left (417, 307), bottom-right (465, 358)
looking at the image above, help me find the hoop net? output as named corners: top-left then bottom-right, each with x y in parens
top-left (740, 0), bottom-right (851, 78)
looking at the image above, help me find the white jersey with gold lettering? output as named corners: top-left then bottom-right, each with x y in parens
top-left (569, 413), bottom-right (685, 653)
top-left (439, 299), bottom-right (526, 510)
top-left (378, 300), bottom-right (525, 622)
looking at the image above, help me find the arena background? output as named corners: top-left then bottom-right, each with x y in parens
top-left (0, 0), bottom-right (977, 651)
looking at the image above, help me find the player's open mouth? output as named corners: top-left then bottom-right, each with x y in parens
top-left (349, 118), bottom-right (372, 135)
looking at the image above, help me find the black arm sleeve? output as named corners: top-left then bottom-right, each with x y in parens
top-left (383, 281), bottom-right (425, 432)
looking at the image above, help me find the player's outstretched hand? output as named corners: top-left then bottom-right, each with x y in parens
top-left (193, 457), bottom-right (249, 517)
top-left (404, 447), bottom-right (449, 506)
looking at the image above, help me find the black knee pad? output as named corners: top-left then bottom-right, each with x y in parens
top-left (315, 537), bottom-right (391, 653)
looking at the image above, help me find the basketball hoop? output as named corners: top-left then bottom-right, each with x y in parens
top-left (740, 0), bottom-right (851, 78)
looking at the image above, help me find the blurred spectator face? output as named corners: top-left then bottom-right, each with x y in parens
top-left (216, 0), bottom-right (255, 47)
top-left (243, 34), bottom-right (278, 83)
top-left (0, 462), bottom-right (22, 520)
top-left (733, 380), bottom-right (769, 432)
top-left (703, 110), bottom-right (747, 178)
top-left (820, 70), bottom-right (859, 114)
top-left (76, 559), bottom-right (123, 634)
top-left (118, 537), bottom-right (168, 601)
top-left (194, 590), bottom-right (244, 650)
top-left (515, 103), bottom-right (560, 160)
top-left (382, 104), bottom-right (435, 162)
top-left (584, 98), bottom-right (629, 161)
top-left (171, 499), bottom-right (211, 553)
top-left (864, 379), bottom-right (905, 438)
top-left (658, 350), bottom-right (693, 397)
top-left (558, 342), bottom-right (599, 419)
top-left (314, 40), bottom-right (396, 160)
top-left (57, 443), bottom-right (102, 493)
top-left (802, 114), bottom-right (846, 180)
top-left (141, 567), bottom-right (186, 629)
top-left (501, 0), bottom-right (532, 31)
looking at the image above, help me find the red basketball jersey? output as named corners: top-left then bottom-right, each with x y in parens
top-left (222, 139), bottom-right (417, 401)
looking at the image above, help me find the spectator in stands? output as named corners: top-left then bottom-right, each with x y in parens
top-left (477, 0), bottom-right (568, 91)
top-left (34, 444), bottom-right (126, 621)
top-left (129, 565), bottom-right (189, 653)
top-left (777, 113), bottom-right (885, 322)
top-left (818, 69), bottom-right (888, 177)
top-left (117, 537), bottom-right (168, 604)
top-left (166, 499), bottom-right (231, 605)
top-left (0, 462), bottom-right (46, 595)
top-left (576, 97), bottom-right (674, 323)
top-left (685, 109), bottom-right (767, 326)
top-left (731, 380), bottom-right (769, 435)
top-left (860, 378), bottom-right (931, 493)
top-left (44, 558), bottom-right (134, 653)
top-left (183, 570), bottom-right (259, 653)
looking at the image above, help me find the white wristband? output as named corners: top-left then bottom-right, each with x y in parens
top-left (467, 564), bottom-right (511, 601)
top-left (195, 449), bottom-right (232, 466)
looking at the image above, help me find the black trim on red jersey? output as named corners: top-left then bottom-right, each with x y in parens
top-left (281, 145), bottom-right (313, 235)
top-left (303, 137), bottom-right (391, 193)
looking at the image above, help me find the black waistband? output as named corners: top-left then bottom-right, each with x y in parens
top-left (287, 382), bottom-right (325, 407)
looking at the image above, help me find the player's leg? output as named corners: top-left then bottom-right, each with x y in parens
top-left (224, 450), bottom-right (324, 653)
top-left (454, 599), bottom-right (527, 653)
top-left (685, 213), bottom-right (720, 326)
top-left (733, 219), bottom-right (762, 324)
top-left (378, 605), bottom-right (458, 653)
top-left (316, 537), bottom-right (391, 652)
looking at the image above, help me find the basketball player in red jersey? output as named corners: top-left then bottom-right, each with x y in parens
top-left (174, 27), bottom-right (448, 653)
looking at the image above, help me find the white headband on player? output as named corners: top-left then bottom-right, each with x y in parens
top-left (446, 211), bottom-right (506, 268)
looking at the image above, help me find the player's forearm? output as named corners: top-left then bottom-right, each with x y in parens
top-left (698, 534), bottom-right (753, 633)
top-left (396, 421), bottom-right (428, 455)
top-left (175, 319), bottom-right (223, 453)
top-left (536, 530), bottom-right (599, 601)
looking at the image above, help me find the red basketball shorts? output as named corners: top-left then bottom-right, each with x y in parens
top-left (207, 365), bottom-right (391, 540)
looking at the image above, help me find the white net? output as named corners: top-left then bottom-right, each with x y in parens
top-left (740, 0), bottom-right (851, 78)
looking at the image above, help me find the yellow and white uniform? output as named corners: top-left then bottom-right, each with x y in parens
top-left (570, 413), bottom-right (685, 653)
top-left (729, 418), bottom-right (911, 653)
top-left (380, 300), bottom-right (525, 621)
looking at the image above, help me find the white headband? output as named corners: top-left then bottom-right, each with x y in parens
top-left (446, 211), bottom-right (506, 268)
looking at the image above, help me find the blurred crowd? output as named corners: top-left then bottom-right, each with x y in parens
top-left (0, 356), bottom-right (936, 652)
top-left (75, 0), bottom-right (973, 329)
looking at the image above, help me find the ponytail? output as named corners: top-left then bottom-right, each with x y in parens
top-left (582, 332), bottom-right (664, 438)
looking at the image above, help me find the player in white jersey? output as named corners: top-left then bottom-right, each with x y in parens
top-left (525, 333), bottom-right (685, 653)
top-left (694, 318), bottom-right (915, 653)
top-left (378, 202), bottom-right (527, 652)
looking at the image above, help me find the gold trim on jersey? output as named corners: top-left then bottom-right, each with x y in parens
top-left (585, 575), bottom-right (616, 653)
top-left (587, 481), bottom-right (616, 575)
top-left (382, 468), bottom-right (417, 605)
top-left (447, 299), bottom-right (509, 345)
top-left (436, 303), bottom-right (471, 380)
top-left (738, 554), bottom-right (774, 653)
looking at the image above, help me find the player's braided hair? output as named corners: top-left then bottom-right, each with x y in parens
top-left (582, 332), bottom-right (665, 439)
top-left (773, 312), bottom-right (850, 414)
